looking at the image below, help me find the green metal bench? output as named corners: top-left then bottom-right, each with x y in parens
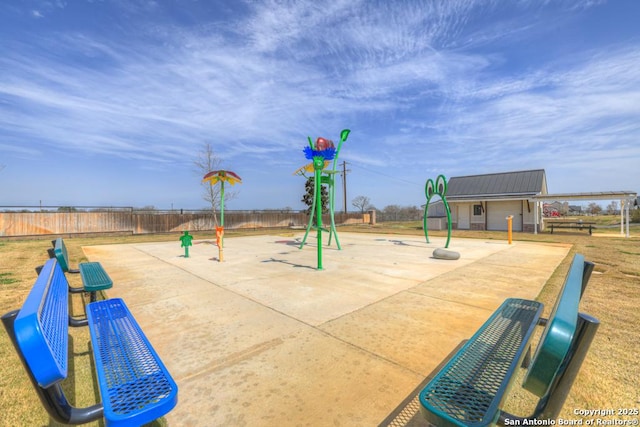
top-left (419, 253), bottom-right (599, 427)
top-left (2, 258), bottom-right (178, 426)
top-left (49, 237), bottom-right (112, 302)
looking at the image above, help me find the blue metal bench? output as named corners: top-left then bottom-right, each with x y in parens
top-left (49, 237), bottom-right (113, 302)
top-left (2, 258), bottom-right (178, 427)
top-left (419, 253), bottom-right (599, 427)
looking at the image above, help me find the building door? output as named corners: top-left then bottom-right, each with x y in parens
top-left (487, 200), bottom-right (522, 231)
top-left (457, 204), bottom-right (470, 229)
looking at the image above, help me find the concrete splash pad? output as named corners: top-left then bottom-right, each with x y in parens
top-left (82, 233), bottom-right (570, 426)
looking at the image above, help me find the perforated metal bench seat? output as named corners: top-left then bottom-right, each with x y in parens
top-left (80, 262), bottom-right (113, 301)
top-left (87, 298), bottom-right (177, 427)
top-left (419, 298), bottom-right (543, 427)
top-left (52, 238), bottom-right (113, 301)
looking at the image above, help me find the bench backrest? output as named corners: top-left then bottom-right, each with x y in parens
top-left (523, 253), bottom-right (592, 397)
top-left (14, 258), bottom-right (68, 388)
top-left (52, 238), bottom-right (71, 272)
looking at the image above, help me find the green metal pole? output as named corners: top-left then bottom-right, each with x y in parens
top-left (327, 172), bottom-right (341, 249)
top-left (315, 166), bottom-right (323, 270)
top-left (299, 137), bottom-right (318, 250)
top-left (327, 129), bottom-right (349, 249)
top-left (299, 177), bottom-right (316, 250)
top-left (220, 182), bottom-right (225, 248)
top-left (423, 205), bottom-right (430, 243)
top-left (444, 198), bottom-right (452, 248)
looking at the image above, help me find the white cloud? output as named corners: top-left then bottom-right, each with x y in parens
top-left (1, 0), bottom-right (637, 207)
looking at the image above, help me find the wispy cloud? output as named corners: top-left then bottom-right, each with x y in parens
top-left (0, 0), bottom-right (637, 207)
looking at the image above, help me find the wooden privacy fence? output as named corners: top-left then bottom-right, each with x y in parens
top-left (0, 210), bottom-right (368, 237)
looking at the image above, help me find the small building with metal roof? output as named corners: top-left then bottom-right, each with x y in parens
top-left (445, 169), bottom-right (547, 232)
top-left (442, 168), bottom-right (636, 236)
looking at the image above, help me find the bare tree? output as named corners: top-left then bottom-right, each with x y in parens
top-left (383, 204), bottom-right (402, 221)
top-left (606, 201), bottom-right (618, 215)
top-left (351, 195), bottom-right (372, 213)
top-left (194, 143), bottom-right (237, 226)
top-left (586, 202), bottom-right (602, 216)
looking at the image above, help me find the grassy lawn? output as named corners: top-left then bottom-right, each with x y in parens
top-left (0, 221), bottom-right (639, 425)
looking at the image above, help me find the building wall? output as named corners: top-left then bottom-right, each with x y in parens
top-left (448, 199), bottom-right (541, 233)
top-left (450, 201), bottom-right (485, 230)
top-left (470, 202), bottom-right (485, 230)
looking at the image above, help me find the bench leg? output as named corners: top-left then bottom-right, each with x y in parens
top-left (521, 346), bottom-right (532, 369)
top-left (2, 310), bottom-right (104, 424)
top-left (498, 313), bottom-right (600, 425)
top-left (536, 313), bottom-right (599, 418)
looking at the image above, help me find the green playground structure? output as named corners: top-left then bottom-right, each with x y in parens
top-left (296, 129), bottom-right (350, 270)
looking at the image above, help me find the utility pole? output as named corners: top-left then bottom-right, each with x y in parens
top-left (340, 161), bottom-right (351, 214)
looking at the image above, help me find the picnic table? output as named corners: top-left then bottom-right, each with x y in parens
top-left (546, 220), bottom-right (596, 235)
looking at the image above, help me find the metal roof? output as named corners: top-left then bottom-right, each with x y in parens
top-left (447, 169), bottom-right (546, 201)
top-left (531, 191), bottom-right (637, 201)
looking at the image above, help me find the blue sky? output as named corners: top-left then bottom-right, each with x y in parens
top-left (1, 0), bottom-right (639, 211)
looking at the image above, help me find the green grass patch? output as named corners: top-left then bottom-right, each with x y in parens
top-left (619, 250), bottom-right (640, 255)
top-left (0, 272), bottom-right (18, 285)
top-left (621, 270), bottom-right (640, 277)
